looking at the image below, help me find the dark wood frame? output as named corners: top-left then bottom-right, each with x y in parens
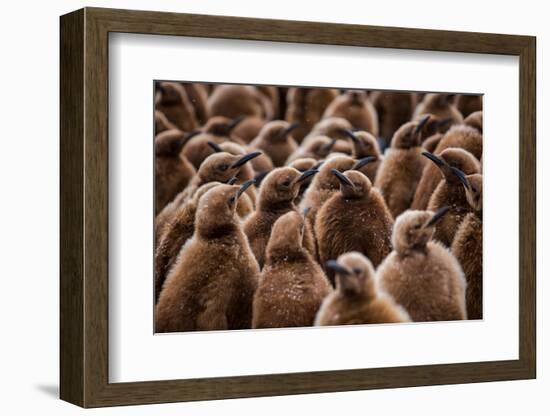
top-left (60, 7), bottom-right (536, 408)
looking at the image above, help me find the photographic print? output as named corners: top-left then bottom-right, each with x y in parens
top-left (153, 82), bottom-right (483, 333)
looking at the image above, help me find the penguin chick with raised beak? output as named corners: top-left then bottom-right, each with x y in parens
top-left (249, 120), bottom-right (300, 167)
top-left (323, 90), bottom-right (379, 136)
top-left (154, 181), bottom-right (253, 303)
top-left (413, 93), bottom-right (463, 130)
top-left (376, 208), bottom-right (467, 322)
top-left (342, 129), bottom-right (382, 183)
top-left (315, 252), bottom-right (410, 325)
top-left (374, 116), bottom-right (430, 217)
top-left (423, 151), bottom-right (480, 246)
top-left (156, 182), bottom-right (260, 332)
top-left (244, 167), bottom-right (318, 268)
top-left (155, 81), bottom-right (199, 132)
top-left (288, 158), bottom-right (319, 202)
top-left (370, 91), bottom-right (418, 145)
top-left (452, 173), bottom-right (483, 319)
top-left (316, 169), bottom-right (393, 283)
top-left (252, 211), bottom-right (332, 328)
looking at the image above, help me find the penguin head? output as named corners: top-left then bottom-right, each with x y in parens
top-left (325, 252), bottom-right (375, 298)
top-left (154, 129), bottom-right (186, 157)
top-left (305, 136), bottom-right (337, 159)
top-left (156, 82), bottom-right (183, 105)
top-left (312, 155), bottom-right (356, 191)
top-left (391, 115), bottom-right (431, 149)
top-left (288, 157), bottom-right (317, 173)
top-left (464, 110), bottom-right (483, 133)
top-left (392, 208), bottom-right (450, 253)
top-left (331, 169), bottom-right (372, 199)
top-left (344, 90), bottom-right (368, 106)
top-left (258, 120), bottom-right (299, 144)
top-left (203, 116), bottom-right (244, 137)
top-left (194, 181), bottom-right (253, 219)
top-left (461, 173), bottom-right (483, 212)
top-left (310, 117), bottom-right (353, 141)
top-left (266, 211), bottom-right (306, 259)
top-left (341, 129), bottom-right (381, 158)
top-left (197, 151), bottom-right (261, 184)
top-left (258, 167), bottom-right (318, 209)
top-left (422, 148), bottom-right (480, 185)
top-left (422, 93), bottom-right (456, 110)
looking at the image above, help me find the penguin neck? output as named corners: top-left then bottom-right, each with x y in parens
top-left (196, 219), bottom-right (240, 242)
top-left (397, 243), bottom-right (428, 258)
top-left (259, 198), bottom-right (295, 214)
top-left (266, 244), bottom-right (308, 265)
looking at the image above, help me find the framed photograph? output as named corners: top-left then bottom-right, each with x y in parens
top-left (60, 7), bottom-right (536, 408)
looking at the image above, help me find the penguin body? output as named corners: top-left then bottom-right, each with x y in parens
top-left (207, 84), bottom-right (273, 120)
top-left (249, 120), bottom-right (299, 167)
top-left (155, 81), bottom-right (199, 132)
top-left (433, 124), bottom-right (483, 160)
top-left (370, 91), bottom-right (417, 144)
top-left (323, 90), bottom-right (379, 135)
top-left (154, 110), bottom-right (177, 134)
top-left (455, 94), bottom-right (482, 118)
top-left (464, 111), bottom-right (483, 134)
top-left (231, 116), bottom-right (266, 144)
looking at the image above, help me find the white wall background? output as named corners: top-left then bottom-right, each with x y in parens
top-left (0, 0), bottom-right (545, 414)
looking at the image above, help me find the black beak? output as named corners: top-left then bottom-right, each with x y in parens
top-left (331, 169), bottom-right (354, 188)
top-left (422, 151), bottom-right (446, 169)
top-left (155, 82), bottom-right (165, 94)
top-left (321, 138), bottom-right (337, 153)
top-left (295, 168), bottom-right (319, 183)
top-left (302, 206), bottom-right (311, 218)
top-left (450, 166), bottom-right (469, 188)
top-left (340, 129), bottom-right (359, 143)
top-left (254, 170), bottom-right (270, 186)
top-left (424, 206), bottom-right (451, 228)
top-left (313, 160), bottom-right (325, 170)
top-left (227, 116), bottom-right (245, 133)
top-left (226, 176), bottom-right (238, 185)
top-left (353, 156), bottom-right (377, 170)
top-left (231, 151), bottom-right (262, 169)
top-left (283, 122), bottom-right (300, 136)
top-left (229, 179), bottom-right (256, 204)
top-left (435, 117), bottom-right (453, 131)
top-left (414, 115), bottom-right (431, 135)
top-left (325, 260), bottom-right (351, 276)
top-left (207, 141), bottom-right (223, 153)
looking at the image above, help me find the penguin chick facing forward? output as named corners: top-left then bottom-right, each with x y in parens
top-left (252, 211), bottom-right (332, 328)
top-left (207, 84), bottom-right (274, 120)
top-left (155, 81), bottom-right (199, 132)
top-left (343, 129), bottom-right (382, 183)
top-left (413, 93), bottom-right (463, 130)
top-left (244, 167), bottom-right (318, 268)
top-left (374, 116), bottom-right (430, 218)
top-left (316, 169), bottom-right (394, 283)
top-left (370, 91), bottom-right (417, 145)
top-left (323, 90), bottom-right (379, 136)
top-left (376, 208), bottom-right (467, 322)
top-left (452, 173), bottom-right (483, 319)
top-left (315, 252), bottom-right (410, 326)
top-left (156, 182), bottom-right (260, 332)
top-left (249, 120), bottom-right (299, 167)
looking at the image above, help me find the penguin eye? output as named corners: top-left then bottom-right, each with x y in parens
top-left (281, 180), bottom-right (291, 187)
top-left (352, 267), bottom-right (362, 274)
top-left (413, 223), bottom-right (422, 230)
top-left (219, 164), bottom-right (229, 171)
top-left (471, 187), bottom-right (478, 193)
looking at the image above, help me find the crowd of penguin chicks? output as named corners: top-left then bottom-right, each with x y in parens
top-left (153, 81), bottom-right (483, 332)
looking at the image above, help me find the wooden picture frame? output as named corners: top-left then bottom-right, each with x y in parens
top-left (60, 7), bottom-right (536, 408)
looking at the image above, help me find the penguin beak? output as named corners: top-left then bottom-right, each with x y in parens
top-left (229, 179), bottom-right (256, 204)
top-left (321, 138), bottom-right (337, 153)
top-left (422, 151), bottom-right (446, 169)
top-left (231, 151), bottom-right (262, 169)
top-left (254, 170), bottom-right (270, 186)
top-left (226, 176), bottom-right (238, 185)
top-left (450, 166), bottom-right (470, 188)
top-left (435, 117), bottom-right (452, 131)
top-left (325, 260), bottom-right (351, 276)
top-left (340, 128), bottom-right (359, 143)
top-left (423, 206), bottom-right (451, 228)
top-left (313, 160), bottom-right (325, 170)
top-left (227, 116), bottom-right (245, 133)
top-left (283, 122), bottom-right (300, 136)
top-left (414, 115), bottom-right (431, 135)
top-left (184, 129), bottom-right (202, 142)
top-left (353, 156), bottom-right (377, 170)
top-left (207, 141), bottom-right (223, 153)
top-left (295, 168), bottom-right (319, 184)
top-left (331, 169), bottom-right (354, 188)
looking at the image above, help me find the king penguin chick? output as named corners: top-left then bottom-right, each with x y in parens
top-left (207, 84), bottom-right (274, 120)
top-left (180, 82), bottom-right (209, 124)
top-left (455, 94), bottom-right (482, 118)
top-left (286, 135), bottom-right (349, 163)
top-left (464, 111), bottom-right (483, 134)
top-left (249, 120), bottom-right (299, 167)
top-left (155, 81), bottom-right (199, 132)
top-left (315, 252), bottom-right (410, 325)
top-left (370, 91), bottom-right (418, 145)
top-left (374, 116), bottom-right (430, 217)
top-left (252, 211), bottom-right (332, 328)
top-left (156, 182), bottom-right (260, 332)
top-left (376, 208), bottom-right (467, 322)
top-left (316, 169), bottom-right (393, 283)
top-left (231, 116), bottom-right (267, 144)
top-left (244, 167), bottom-right (318, 268)
top-left (154, 129), bottom-right (196, 215)
top-left (452, 173), bottom-right (483, 319)
top-left (288, 158), bottom-right (319, 202)
top-left (302, 117), bottom-right (353, 146)
top-left (342, 129), bottom-right (382, 183)
top-left (432, 124), bottom-right (483, 161)
top-left (285, 87), bottom-right (339, 143)
top-left (154, 110), bottom-right (177, 134)
top-left (411, 146), bottom-right (481, 210)
top-left (423, 151), bottom-right (480, 246)
top-left (413, 93), bottom-right (463, 130)
top-left (323, 90), bottom-right (379, 136)
top-left (154, 181), bottom-right (253, 303)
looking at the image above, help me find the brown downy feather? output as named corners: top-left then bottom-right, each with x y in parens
top-left (180, 82), bottom-right (209, 124)
top-left (252, 211), bottom-right (332, 328)
top-left (249, 120), bottom-right (299, 167)
top-left (155, 81), bottom-right (199, 132)
top-left (455, 94), bottom-right (482, 118)
top-left (207, 84), bottom-right (273, 120)
top-left (377, 209), bottom-right (467, 322)
top-left (286, 135), bottom-right (351, 164)
top-left (302, 117), bottom-right (353, 146)
top-left (413, 93), bottom-right (463, 130)
top-left (464, 111), bottom-right (483, 134)
top-left (344, 130), bottom-right (382, 183)
top-left (154, 110), bottom-right (178, 134)
top-left (316, 170), bottom-right (393, 283)
top-left (323, 90), bottom-right (379, 135)
top-left (370, 91), bottom-right (417, 143)
top-left (156, 183), bottom-right (260, 332)
top-left (315, 252), bottom-right (410, 325)
top-left (231, 116), bottom-right (267, 144)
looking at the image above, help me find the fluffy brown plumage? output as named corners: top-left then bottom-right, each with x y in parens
top-left (316, 252), bottom-right (410, 325)
top-left (370, 91), bottom-right (417, 144)
top-left (413, 93), bottom-right (463, 130)
top-left (231, 116), bottom-right (266, 144)
top-left (207, 84), bottom-right (273, 120)
top-left (377, 209), bottom-right (467, 322)
top-left (249, 120), bottom-right (299, 167)
top-left (344, 130), bottom-right (382, 183)
top-left (286, 135), bottom-right (350, 163)
top-left (155, 183), bottom-right (260, 332)
top-left (155, 81), bottom-right (199, 132)
top-left (154, 110), bottom-right (178, 134)
top-left (252, 211), bottom-right (332, 328)
top-left (323, 90), bottom-right (379, 135)
top-left (455, 94), bottom-right (482, 118)
top-left (464, 111), bottom-right (483, 134)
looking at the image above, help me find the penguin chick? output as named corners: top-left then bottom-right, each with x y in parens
top-left (315, 252), bottom-right (410, 325)
top-left (455, 94), bottom-right (482, 118)
top-left (155, 110), bottom-right (177, 134)
top-left (464, 111), bottom-right (483, 134)
top-left (180, 82), bottom-right (209, 124)
top-left (302, 117), bottom-right (353, 146)
top-left (342, 129), bottom-right (382, 183)
top-left (288, 157), bottom-right (319, 202)
top-left (244, 167), bottom-right (318, 268)
top-left (452, 173), bottom-right (483, 319)
top-left (154, 129), bottom-right (196, 215)
top-left (370, 91), bottom-right (418, 145)
top-left (285, 87), bottom-right (339, 142)
top-left (249, 120), bottom-right (299, 167)
top-left (323, 90), bottom-right (379, 136)
top-left (376, 208), bottom-right (467, 322)
top-left (422, 133), bottom-right (444, 153)
top-left (286, 135), bottom-right (349, 163)
top-left (252, 211), bottom-right (332, 328)
top-left (155, 182), bottom-right (260, 332)
top-left (424, 151), bottom-right (479, 246)
top-left (155, 81), bottom-right (199, 132)
top-left (433, 124), bottom-right (483, 160)
top-left (413, 93), bottom-right (463, 130)
top-left (154, 181), bottom-right (253, 303)
top-left (316, 169), bottom-right (393, 283)
top-left (207, 84), bottom-right (274, 120)
top-left (411, 146), bottom-right (481, 210)
top-left (374, 116), bottom-right (430, 217)
top-left (231, 116), bottom-right (267, 144)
